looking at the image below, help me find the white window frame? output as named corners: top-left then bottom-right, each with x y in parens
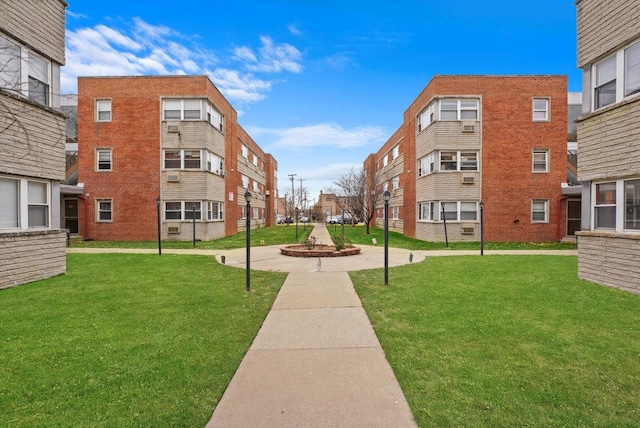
top-left (532, 149), bottom-right (549, 173)
top-left (184, 201), bottom-right (202, 220)
top-left (532, 98), bottom-right (549, 121)
top-left (624, 179), bottom-right (640, 231)
top-left (164, 202), bottom-right (182, 221)
top-left (242, 175), bottom-right (249, 188)
top-left (96, 99), bottom-right (112, 122)
top-left (206, 151), bottom-right (224, 175)
top-left (625, 40), bottom-right (640, 98)
top-left (382, 181), bottom-right (389, 192)
top-left (252, 153), bottom-right (258, 166)
top-left (418, 202), bottom-right (436, 221)
top-left (206, 103), bottom-right (224, 132)
top-left (163, 149), bottom-right (202, 170)
top-left (392, 176), bottom-right (400, 190)
top-left (383, 155), bottom-right (388, 167)
top-left (208, 201), bottom-right (224, 221)
top-left (418, 153), bottom-right (436, 177)
top-left (417, 103), bottom-right (435, 132)
top-left (440, 99), bottom-right (479, 121)
top-left (589, 180), bottom-right (640, 232)
top-left (391, 206), bottom-right (399, 220)
top-left (392, 145), bottom-right (400, 160)
top-left (96, 148), bottom-right (112, 171)
top-left (531, 199), bottom-right (549, 223)
top-left (590, 39), bottom-right (640, 111)
top-left (183, 150), bottom-right (202, 169)
top-left (162, 99), bottom-right (203, 120)
top-left (0, 176), bottom-right (53, 229)
top-left (242, 145), bottom-right (249, 159)
top-left (96, 199), bottom-right (112, 223)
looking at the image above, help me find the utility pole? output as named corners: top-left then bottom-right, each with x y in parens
top-left (298, 178), bottom-right (306, 215)
top-left (288, 173), bottom-right (296, 218)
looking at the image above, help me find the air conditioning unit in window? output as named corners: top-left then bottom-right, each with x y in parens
top-left (167, 122), bottom-right (180, 133)
top-left (167, 173), bottom-right (180, 182)
top-left (461, 226), bottom-right (475, 235)
top-left (461, 174), bottom-right (475, 184)
top-left (168, 225), bottom-right (180, 234)
top-left (462, 121), bottom-right (476, 133)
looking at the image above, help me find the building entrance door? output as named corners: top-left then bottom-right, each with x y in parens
top-left (64, 198), bottom-right (79, 234)
top-left (567, 199), bottom-right (581, 236)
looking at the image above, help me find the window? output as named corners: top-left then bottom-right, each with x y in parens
top-left (531, 199), bottom-right (548, 223)
top-left (0, 35), bottom-right (20, 91)
top-left (0, 177), bottom-right (19, 228)
top-left (382, 181), bottom-right (388, 192)
top-left (0, 34), bottom-right (53, 106)
top-left (625, 41), bottom-right (640, 97)
top-left (441, 202), bottom-right (458, 221)
top-left (27, 52), bottom-right (49, 105)
top-left (418, 104), bottom-right (434, 132)
top-left (164, 150), bottom-right (181, 169)
top-left (460, 152), bottom-right (478, 171)
top-left (594, 182), bottom-right (616, 229)
top-left (208, 202), bottom-right (223, 220)
top-left (184, 202), bottom-right (202, 220)
top-left (392, 145), bottom-right (400, 160)
top-left (440, 152), bottom-right (458, 171)
top-left (253, 207), bottom-right (259, 219)
top-left (183, 150), bottom-right (201, 169)
top-left (96, 149), bottom-right (112, 171)
top-left (96, 199), bottom-right (112, 222)
top-left (440, 99), bottom-right (478, 120)
top-left (253, 180), bottom-right (259, 192)
top-left (252, 154), bottom-right (258, 166)
top-left (460, 202), bottom-right (477, 221)
top-left (165, 202), bottom-right (182, 220)
top-left (163, 99), bottom-right (202, 120)
top-left (206, 103), bottom-right (224, 132)
top-left (624, 179), bottom-right (640, 230)
top-left (242, 175), bottom-right (249, 188)
top-left (595, 56), bottom-right (617, 109)
top-left (392, 176), bottom-right (400, 190)
top-left (0, 177), bottom-right (53, 229)
top-left (206, 151), bottom-right (224, 175)
top-left (242, 145), bottom-right (249, 159)
top-left (418, 202), bottom-right (436, 221)
top-left (390, 206), bottom-right (399, 220)
top-left (532, 149), bottom-right (549, 172)
top-left (383, 155), bottom-right (388, 167)
top-left (418, 153), bottom-right (436, 177)
top-left (533, 98), bottom-right (549, 121)
top-left (96, 99), bottom-right (112, 122)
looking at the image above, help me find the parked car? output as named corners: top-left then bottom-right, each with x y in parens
top-left (276, 215), bottom-right (294, 224)
top-left (326, 216), bottom-right (339, 224)
top-left (300, 216), bottom-right (310, 223)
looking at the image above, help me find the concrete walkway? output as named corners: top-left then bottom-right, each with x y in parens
top-left (206, 223), bottom-right (418, 427)
top-left (66, 225), bottom-right (577, 427)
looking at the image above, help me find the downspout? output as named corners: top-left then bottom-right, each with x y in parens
top-left (78, 194), bottom-right (89, 240)
top-left (557, 195), bottom-right (567, 241)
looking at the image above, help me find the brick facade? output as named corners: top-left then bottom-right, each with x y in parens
top-left (77, 76), bottom-right (276, 241)
top-left (366, 75), bottom-right (567, 242)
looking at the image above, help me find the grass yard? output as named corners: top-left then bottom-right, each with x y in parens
top-left (330, 225), bottom-right (576, 251)
top-left (69, 224), bottom-right (312, 250)
top-left (350, 255), bottom-right (640, 426)
top-left (0, 254), bottom-right (287, 427)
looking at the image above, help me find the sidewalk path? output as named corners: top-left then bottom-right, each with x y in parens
top-left (66, 225), bottom-right (576, 427)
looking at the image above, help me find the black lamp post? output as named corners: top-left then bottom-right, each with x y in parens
top-left (156, 197), bottom-right (162, 256)
top-left (479, 200), bottom-right (485, 256)
top-left (245, 189), bottom-right (252, 292)
top-left (383, 190), bottom-right (390, 285)
top-left (441, 202), bottom-right (449, 248)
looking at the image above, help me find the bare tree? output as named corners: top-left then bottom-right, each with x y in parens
top-left (330, 166), bottom-right (382, 234)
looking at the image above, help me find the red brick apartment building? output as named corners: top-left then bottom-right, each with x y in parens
top-left (77, 75), bottom-right (277, 241)
top-left (367, 75), bottom-right (567, 242)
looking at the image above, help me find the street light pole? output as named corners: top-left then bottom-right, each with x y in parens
top-left (156, 197), bottom-right (162, 256)
top-left (441, 202), bottom-right (449, 248)
top-left (245, 189), bottom-right (252, 292)
top-left (383, 190), bottom-right (390, 285)
top-left (479, 200), bottom-right (485, 256)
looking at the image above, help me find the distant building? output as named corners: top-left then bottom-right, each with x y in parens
top-left (575, 0), bottom-right (640, 293)
top-left (0, 0), bottom-right (68, 288)
top-left (77, 75), bottom-right (277, 241)
top-left (365, 75), bottom-right (568, 242)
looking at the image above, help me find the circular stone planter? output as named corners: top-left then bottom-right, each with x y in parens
top-left (280, 244), bottom-right (361, 257)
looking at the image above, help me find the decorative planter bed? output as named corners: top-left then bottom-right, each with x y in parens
top-left (280, 244), bottom-right (361, 257)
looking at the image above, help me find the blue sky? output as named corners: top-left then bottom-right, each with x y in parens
top-left (63, 0), bottom-right (581, 201)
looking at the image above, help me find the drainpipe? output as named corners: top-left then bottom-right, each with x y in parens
top-left (557, 195), bottom-right (567, 241)
top-left (78, 194), bottom-right (89, 240)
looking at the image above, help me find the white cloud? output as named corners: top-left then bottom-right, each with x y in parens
top-left (236, 36), bottom-right (303, 73)
top-left (248, 123), bottom-right (387, 150)
top-left (288, 24), bottom-right (303, 36)
top-left (61, 18), bottom-right (301, 105)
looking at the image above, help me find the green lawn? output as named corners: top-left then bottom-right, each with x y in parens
top-left (69, 224), bottom-right (312, 250)
top-left (332, 225), bottom-right (576, 250)
top-left (350, 256), bottom-right (640, 426)
top-left (0, 254), bottom-right (287, 427)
